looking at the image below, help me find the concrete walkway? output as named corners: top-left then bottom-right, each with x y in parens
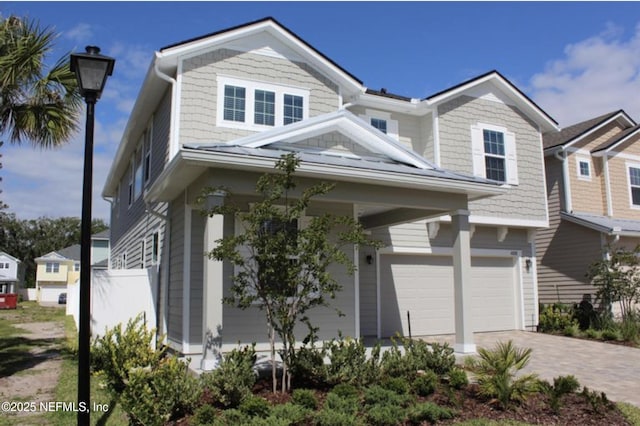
top-left (425, 331), bottom-right (640, 407)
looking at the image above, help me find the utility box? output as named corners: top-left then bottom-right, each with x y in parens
top-left (0, 293), bottom-right (18, 309)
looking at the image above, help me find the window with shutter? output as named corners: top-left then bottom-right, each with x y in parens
top-left (470, 123), bottom-right (518, 185)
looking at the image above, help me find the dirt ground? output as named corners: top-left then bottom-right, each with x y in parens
top-left (0, 319), bottom-right (65, 424)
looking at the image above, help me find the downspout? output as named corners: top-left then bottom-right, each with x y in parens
top-left (153, 54), bottom-right (179, 159)
top-left (602, 154), bottom-right (614, 217)
top-left (554, 147), bottom-right (572, 213)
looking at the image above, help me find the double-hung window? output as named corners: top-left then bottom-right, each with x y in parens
top-left (371, 118), bottom-right (388, 134)
top-left (471, 123), bottom-right (518, 185)
top-left (483, 130), bottom-right (506, 182)
top-left (143, 126), bottom-right (152, 184)
top-left (217, 77), bottom-right (308, 130)
top-left (46, 262), bottom-right (59, 273)
top-left (628, 165), bottom-right (640, 207)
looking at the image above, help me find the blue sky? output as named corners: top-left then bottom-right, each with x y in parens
top-left (3, 1), bottom-right (640, 222)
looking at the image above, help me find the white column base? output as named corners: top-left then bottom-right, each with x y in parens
top-left (454, 342), bottom-right (477, 354)
top-left (200, 355), bottom-right (221, 371)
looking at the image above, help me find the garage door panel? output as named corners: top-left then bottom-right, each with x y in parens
top-left (380, 254), bottom-right (516, 338)
top-left (40, 285), bottom-right (66, 303)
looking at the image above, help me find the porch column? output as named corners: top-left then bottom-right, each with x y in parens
top-left (451, 209), bottom-right (475, 353)
top-left (201, 194), bottom-right (226, 370)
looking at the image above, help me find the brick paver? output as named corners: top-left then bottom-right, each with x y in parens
top-left (423, 331), bottom-right (640, 407)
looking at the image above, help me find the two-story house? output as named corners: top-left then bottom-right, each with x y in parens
top-left (35, 244), bottom-right (80, 303)
top-left (537, 110), bottom-right (640, 304)
top-left (0, 251), bottom-right (22, 294)
top-left (102, 18), bottom-right (558, 366)
top-left (35, 230), bottom-right (112, 303)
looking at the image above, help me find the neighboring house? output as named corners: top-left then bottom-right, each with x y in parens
top-left (537, 110), bottom-right (640, 305)
top-left (35, 245), bottom-right (80, 303)
top-left (101, 17), bottom-right (558, 365)
top-left (0, 251), bottom-right (22, 294)
top-left (35, 230), bottom-right (111, 302)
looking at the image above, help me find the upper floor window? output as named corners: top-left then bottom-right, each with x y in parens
top-left (284, 94), bottom-right (303, 125)
top-left (46, 262), bottom-right (60, 273)
top-left (217, 76), bottom-right (308, 131)
top-left (628, 165), bottom-right (640, 207)
top-left (483, 130), bottom-right (506, 182)
top-left (359, 109), bottom-right (398, 140)
top-left (152, 231), bottom-right (160, 264)
top-left (576, 156), bottom-right (592, 181)
top-left (371, 118), bottom-right (387, 134)
top-left (471, 123), bottom-right (518, 185)
top-left (143, 127), bottom-right (152, 184)
top-left (74, 263), bottom-right (80, 272)
top-left (254, 90), bottom-right (275, 126)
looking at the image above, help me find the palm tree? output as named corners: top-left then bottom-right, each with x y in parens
top-left (0, 15), bottom-right (81, 148)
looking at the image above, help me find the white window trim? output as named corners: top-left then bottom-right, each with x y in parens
top-left (576, 156), bottom-right (592, 181)
top-left (151, 230), bottom-right (160, 265)
top-left (216, 75), bottom-right (309, 131)
top-left (144, 120), bottom-right (153, 187)
top-left (471, 123), bottom-right (518, 185)
top-left (626, 162), bottom-right (640, 209)
top-left (359, 109), bottom-right (399, 141)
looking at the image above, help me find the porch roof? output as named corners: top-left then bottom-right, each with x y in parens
top-left (561, 211), bottom-right (640, 237)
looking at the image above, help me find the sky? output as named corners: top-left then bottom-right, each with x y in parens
top-left (3, 1), bottom-right (640, 223)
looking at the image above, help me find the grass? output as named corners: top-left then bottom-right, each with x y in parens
top-left (619, 402), bottom-right (640, 426)
top-left (453, 421), bottom-right (535, 426)
top-left (48, 316), bottom-right (129, 426)
top-left (0, 301), bottom-right (66, 323)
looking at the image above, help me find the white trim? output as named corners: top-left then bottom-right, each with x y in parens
top-left (436, 214), bottom-right (548, 228)
top-left (560, 150), bottom-right (573, 212)
top-left (172, 59), bottom-right (182, 159)
top-left (554, 112), bottom-right (633, 151)
top-left (516, 255), bottom-right (525, 330)
top-left (538, 129), bottom-right (550, 225)
top-left (182, 202), bottom-right (192, 353)
top-left (604, 150), bottom-right (640, 162)
top-left (216, 75), bottom-right (310, 131)
top-left (530, 236), bottom-right (540, 328)
top-left (359, 109), bottom-right (399, 141)
top-left (603, 156), bottom-right (614, 216)
top-left (379, 246), bottom-right (517, 258)
top-left (575, 155), bottom-right (592, 181)
top-left (432, 107), bottom-right (441, 166)
top-left (376, 248), bottom-right (381, 338)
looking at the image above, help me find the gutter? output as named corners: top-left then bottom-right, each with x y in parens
top-left (153, 53), bottom-right (179, 159)
top-left (554, 147), bottom-right (572, 212)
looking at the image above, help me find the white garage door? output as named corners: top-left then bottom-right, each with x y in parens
top-left (380, 254), bottom-right (517, 337)
top-left (39, 284), bottom-right (67, 303)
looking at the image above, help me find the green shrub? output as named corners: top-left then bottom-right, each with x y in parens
top-left (214, 408), bottom-right (250, 425)
top-left (581, 386), bottom-right (615, 413)
top-left (269, 403), bottom-right (311, 425)
top-left (407, 402), bottom-right (454, 424)
top-left (620, 313), bottom-right (640, 343)
top-left (314, 408), bottom-right (359, 426)
top-left (412, 371), bottom-right (438, 397)
top-left (91, 313), bottom-right (163, 395)
top-left (601, 328), bottom-right (622, 341)
top-left (323, 336), bottom-right (381, 386)
top-left (290, 345), bottom-right (327, 388)
top-left (448, 367), bottom-right (469, 390)
top-left (119, 356), bottom-right (201, 426)
top-left (380, 336), bottom-right (455, 379)
top-left (562, 323), bottom-right (580, 337)
top-left (464, 340), bottom-right (538, 410)
top-left (323, 392), bottom-right (359, 415)
top-left (538, 304), bottom-right (577, 333)
top-left (540, 375), bottom-right (580, 414)
top-left (364, 385), bottom-right (413, 408)
top-left (239, 395), bottom-right (271, 417)
top-left (381, 376), bottom-right (410, 395)
top-left (192, 404), bottom-right (217, 425)
top-left (330, 383), bottom-right (360, 399)
top-left (291, 388), bottom-right (318, 410)
top-left (585, 328), bottom-right (602, 339)
top-left (201, 344), bottom-right (257, 408)
top-left (366, 404), bottom-right (406, 426)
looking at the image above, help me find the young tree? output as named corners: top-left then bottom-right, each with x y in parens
top-left (587, 245), bottom-right (640, 322)
top-left (201, 153), bottom-right (375, 393)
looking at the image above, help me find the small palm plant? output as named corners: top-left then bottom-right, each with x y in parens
top-left (465, 340), bottom-right (539, 409)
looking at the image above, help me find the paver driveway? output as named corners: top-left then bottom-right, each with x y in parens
top-left (425, 330), bottom-right (640, 407)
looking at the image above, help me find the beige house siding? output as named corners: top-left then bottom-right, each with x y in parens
top-left (606, 134), bottom-right (640, 220)
top-left (179, 48), bottom-right (340, 144)
top-left (438, 95), bottom-right (547, 222)
top-left (568, 154), bottom-right (606, 215)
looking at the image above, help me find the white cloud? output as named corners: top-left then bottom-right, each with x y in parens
top-left (530, 22), bottom-right (640, 126)
top-left (64, 23), bottom-right (94, 43)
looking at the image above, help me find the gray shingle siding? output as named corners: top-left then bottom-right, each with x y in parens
top-left (438, 95), bottom-right (547, 222)
top-left (179, 48), bottom-right (340, 144)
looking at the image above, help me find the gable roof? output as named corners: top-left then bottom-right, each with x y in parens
top-left (0, 252), bottom-right (20, 263)
top-left (591, 123), bottom-right (640, 155)
top-left (423, 70), bottom-right (559, 133)
top-left (36, 244), bottom-right (81, 262)
top-left (542, 110), bottom-right (636, 151)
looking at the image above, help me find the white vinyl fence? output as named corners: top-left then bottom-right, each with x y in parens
top-left (68, 268), bottom-right (158, 337)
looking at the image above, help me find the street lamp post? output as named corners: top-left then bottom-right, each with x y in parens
top-left (70, 46), bottom-right (115, 425)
